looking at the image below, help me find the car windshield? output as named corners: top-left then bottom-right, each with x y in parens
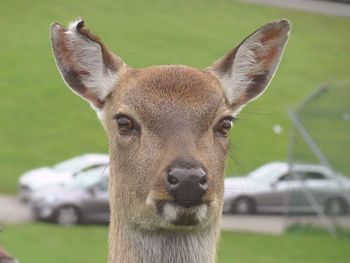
top-left (248, 163), bottom-right (287, 184)
top-left (69, 166), bottom-right (108, 189)
top-left (53, 155), bottom-right (106, 173)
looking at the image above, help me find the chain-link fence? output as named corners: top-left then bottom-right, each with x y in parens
top-left (287, 82), bottom-right (350, 235)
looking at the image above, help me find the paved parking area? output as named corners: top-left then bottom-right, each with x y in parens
top-left (241, 0), bottom-right (350, 17)
top-left (1, 195), bottom-right (349, 235)
top-left (0, 195), bottom-right (33, 224)
top-left (221, 214), bottom-right (350, 234)
top-left (221, 215), bottom-right (286, 234)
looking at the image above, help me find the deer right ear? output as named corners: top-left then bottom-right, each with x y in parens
top-left (208, 19), bottom-right (291, 108)
top-left (50, 18), bottom-right (126, 110)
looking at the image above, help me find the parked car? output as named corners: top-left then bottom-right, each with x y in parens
top-left (223, 162), bottom-right (350, 215)
top-left (18, 153), bottom-right (109, 202)
top-left (31, 166), bottom-right (109, 225)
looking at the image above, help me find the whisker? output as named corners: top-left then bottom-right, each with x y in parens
top-left (100, 163), bottom-right (109, 178)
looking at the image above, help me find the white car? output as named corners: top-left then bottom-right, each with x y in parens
top-left (31, 166), bottom-right (109, 225)
top-left (18, 153), bottom-right (109, 201)
top-left (223, 162), bottom-right (350, 215)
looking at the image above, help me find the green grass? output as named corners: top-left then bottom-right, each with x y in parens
top-left (1, 223), bottom-right (349, 263)
top-left (218, 230), bottom-right (350, 263)
top-left (1, 0), bottom-right (350, 193)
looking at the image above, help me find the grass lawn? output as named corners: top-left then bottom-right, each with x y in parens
top-left (1, 0), bottom-right (350, 193)
top-left (0, 223), bottom-right (349, 263)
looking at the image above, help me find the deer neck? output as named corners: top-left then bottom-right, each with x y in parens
top-left (108, 215), bottom-right (220, 263)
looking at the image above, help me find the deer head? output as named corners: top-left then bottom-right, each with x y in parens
top-left (51, 18), bottom-right (290, 262)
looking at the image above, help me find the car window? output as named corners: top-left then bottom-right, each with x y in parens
top-left (302, 172), bottom-right (326, 180)
top-left (248, 163), bottom-right (288, 184)
top-left (54, 157), bottom-right (87, 172)
top-left (54, 156), bottom-right (108, 174)
top-left (70, 166), bottom-right (108, 189)
top-left (278, 173), bottom-right (293, 181)
top-left (80, 164), bottom-right (106, 173)
top-left (97, 178), bottom-right (108, 192)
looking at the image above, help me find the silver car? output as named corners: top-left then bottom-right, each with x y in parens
top-left (31, 166), bottom-right (109, 225)
top-left (223, 162), bottom-right (350, 215)
top-left (19, 153), bottom-right (109, 202)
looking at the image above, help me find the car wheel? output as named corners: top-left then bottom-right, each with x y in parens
top-left (55, 206), bottom-right (80, 226)
top-left (231, 197), bottom-right (255, 214)
top-left (324, 198), bottom-right (347, 216)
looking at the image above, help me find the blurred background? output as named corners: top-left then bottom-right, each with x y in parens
top-left (0, 0), bottom-right (349, 262)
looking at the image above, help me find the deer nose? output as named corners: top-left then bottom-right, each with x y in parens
top-left (166, 167), bottom-right (208, 208)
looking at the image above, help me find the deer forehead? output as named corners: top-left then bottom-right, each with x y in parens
top-left (109, 66), bottom-right (228, 131)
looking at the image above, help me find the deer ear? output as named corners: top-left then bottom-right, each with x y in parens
top-left (208, 19), bottom-right (291, 107)
top-left (50, 18), bottom-right (126, 109)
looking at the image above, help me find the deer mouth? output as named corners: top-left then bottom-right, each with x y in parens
top-left (155, 200), bottom-right (209, 226)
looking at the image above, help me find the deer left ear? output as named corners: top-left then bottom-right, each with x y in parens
top-left (50, 18), bottom-right (126, 110)
top-left (208, 19), bottom-right (291, 107)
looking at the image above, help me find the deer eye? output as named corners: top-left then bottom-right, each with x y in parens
top-left (115, 114), bottom-right (136, 135)
top-left (215, 117), bottom-right (235, 137)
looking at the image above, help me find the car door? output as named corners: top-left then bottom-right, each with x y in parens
top-left (83, 178), bottom-right (110, 222)
top-left (301, 171), bottom-right (333, 207)
top-left (254, 173), bottom-right (291, 212)
top-left (257, 172), bottom-right (305, 213)
top-left (281, 169), bottom-right (334, 212)
top-left (281, 172), bottom-right (308, 210)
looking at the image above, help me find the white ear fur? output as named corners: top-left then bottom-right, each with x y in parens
top-left (50, 18), bottom-right (126, 109)
top-left (209, 19), bottom-right (291, 106)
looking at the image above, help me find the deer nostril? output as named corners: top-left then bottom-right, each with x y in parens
top-left (199, 176), bottom-right (207, 186)
top-left (167, 173), bottom-right (179, 186)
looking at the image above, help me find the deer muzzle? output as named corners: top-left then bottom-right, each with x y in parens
top-left (166, 167), bottom-right (208, 208)
top-left (146, 157), bottom-right (213, 226)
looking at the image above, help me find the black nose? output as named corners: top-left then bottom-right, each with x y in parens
top-left (166, 167), bottom-right (208, 208)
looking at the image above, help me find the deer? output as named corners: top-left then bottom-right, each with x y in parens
top-left (50, 18), bottom-right (290, 263)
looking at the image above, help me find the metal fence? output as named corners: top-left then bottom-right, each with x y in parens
top-left (287, 82), bottom-right (350, 236)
